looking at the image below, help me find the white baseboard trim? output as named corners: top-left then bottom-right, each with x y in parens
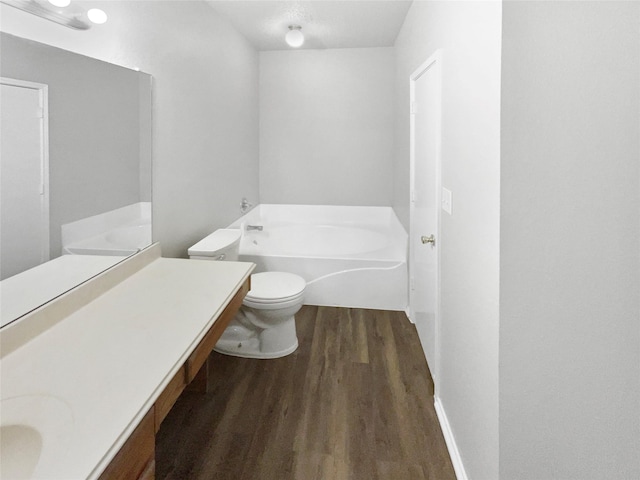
top-left (434, 396), bottom-right (468, 480)
top-left (405, 306), bottom-right (414, 323)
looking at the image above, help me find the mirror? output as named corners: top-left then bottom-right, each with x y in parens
top-left (0, 32), bottom-right (152, 327)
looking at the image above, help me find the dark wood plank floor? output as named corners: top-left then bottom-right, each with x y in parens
top-left (156, 306), bottom-right (456, 480)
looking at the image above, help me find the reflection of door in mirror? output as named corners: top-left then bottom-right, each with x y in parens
top-left (0, 78), bottom-right (50, 280)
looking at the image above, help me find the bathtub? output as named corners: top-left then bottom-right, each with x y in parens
top-left (229, 204), bottom-right (408, 311)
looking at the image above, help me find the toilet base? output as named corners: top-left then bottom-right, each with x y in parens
top-left (213, 311), bottom-right (299, 359)
top-left (213, 338), bottom-right (298, 359)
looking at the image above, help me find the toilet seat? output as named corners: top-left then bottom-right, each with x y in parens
top-left (244, 272), bottom-right (305, 303)
top-left (243, 295), bottom-right (303, 311)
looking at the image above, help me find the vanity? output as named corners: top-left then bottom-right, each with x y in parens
top-left (0, 244), bottom-right (255, 479)
top-left (0, 31), bottom-right (250, 480)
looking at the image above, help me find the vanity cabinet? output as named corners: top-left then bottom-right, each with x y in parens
top-left (99, 275), bottom-right (251, 480)
top-left (0, 245), bottom-right (254, 480)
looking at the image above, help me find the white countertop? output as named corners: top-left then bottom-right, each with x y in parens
top-left (0, 255), bottom-right (254, 479)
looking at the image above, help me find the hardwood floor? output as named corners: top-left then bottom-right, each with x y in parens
top-left (155, 306), bottom-right (456, 480)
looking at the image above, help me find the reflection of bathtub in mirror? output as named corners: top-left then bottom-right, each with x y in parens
top-left (61, 203), bottom-right (152, 256)
top-left (63, 225), bottom-right (152, 256)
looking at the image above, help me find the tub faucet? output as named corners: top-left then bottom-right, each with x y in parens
top-left (240, 197), bottom-right (253, 214)
top-left (246, 225), bottom-right (263, 231)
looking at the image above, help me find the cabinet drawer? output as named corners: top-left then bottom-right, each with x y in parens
top-left (185, 277), bottom-right (250, 382)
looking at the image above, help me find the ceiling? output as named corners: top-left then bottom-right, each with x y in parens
top-left (206, 1), bottom-right (413, 51)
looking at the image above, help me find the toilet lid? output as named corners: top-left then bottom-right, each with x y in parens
top-left (187, 229), bottom-right (241, 257)
top-left (245, 272), bottom-right (306, 302)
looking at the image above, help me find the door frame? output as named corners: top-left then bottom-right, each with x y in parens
top-left (408, 50), bottom-right (443, 385)
top-left (1, 77), bottom-right (50, 263)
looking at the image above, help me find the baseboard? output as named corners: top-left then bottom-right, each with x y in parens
top-left (405, 306), bottom-right (414, 323)
top-left (434, 396), bottom-right (468, 480)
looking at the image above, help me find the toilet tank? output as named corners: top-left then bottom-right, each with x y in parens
top-left (188, 229), bottom-right (241, 261)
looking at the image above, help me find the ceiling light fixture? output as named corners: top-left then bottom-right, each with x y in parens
top-left (285, 25), bottom-right (304, 48)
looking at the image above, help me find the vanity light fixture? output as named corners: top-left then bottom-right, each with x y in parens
top-left (87, 8), bottom-right (107, 24)
top-left (0, 0), bottom-right (107, 29)
top-left (285, 25), bottom-right (304, 48)
top-left (48, 0), bottom-right (70, 7)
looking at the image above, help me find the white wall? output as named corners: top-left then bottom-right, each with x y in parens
top-left (259, 48), bottom-right (395, 206)
top-left (394, 2), bottom-right (502, 479)
top-left (500, 2), bottom-right (640, 478)
top-left (0, 0), bottom-right (259, 258)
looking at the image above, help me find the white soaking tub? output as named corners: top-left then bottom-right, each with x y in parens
top-left (229, 204), bottom-right (408, 311)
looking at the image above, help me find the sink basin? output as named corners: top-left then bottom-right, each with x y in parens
top-left (0, 395), bottom-right (74, 479)
top-left (1, 424), bottom-right (42, 478)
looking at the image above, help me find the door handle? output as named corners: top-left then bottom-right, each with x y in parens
top-left (421, 234), bottom-right (435, 246)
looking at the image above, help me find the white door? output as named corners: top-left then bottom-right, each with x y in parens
top-left (409, 52), bottom-right (442, 384)
top-left (0, 79), bottom-right (49, 280)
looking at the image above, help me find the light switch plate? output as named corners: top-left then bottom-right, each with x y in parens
top-left (442, 187), bottom-right (452, 215)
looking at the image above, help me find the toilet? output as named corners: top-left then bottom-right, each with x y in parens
top-left (188, 229), bottom-right (305, 359)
